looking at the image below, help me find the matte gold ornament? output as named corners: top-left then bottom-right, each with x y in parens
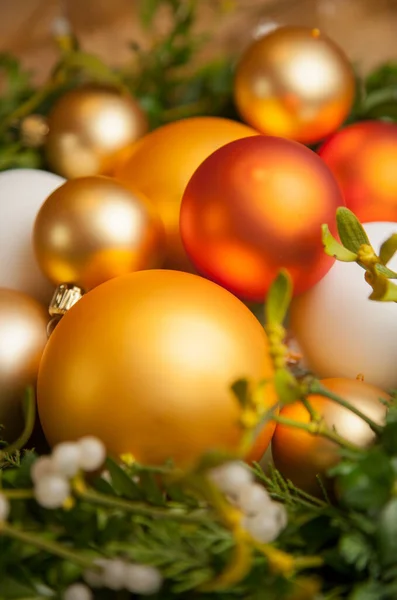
top-left (234, 26), bottom-right (355, 144)
top-left (33, 176), bottom-right (166, 292)
top-left (45, 84), bottom-right (148, 178)
top-left (0, 289), bottom-right (48, 442)
top-left (272, 378), bottom-right (390, 495)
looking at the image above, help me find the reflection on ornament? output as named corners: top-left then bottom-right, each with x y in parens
top-left (290, 221), bottom-right (397, 390)
top-left (319, 121), bottom-right (397, 222)
top-left (37, 270), bottom-right (277, 468)
top-left (180, 135), bottom-right (344, 301)
top-left (272, 378), bottom-right (389, 495)
top-left (114, 117), bottom-right (258, 272)
top-left (234, 26), bottom-right (355, 144)
top-left (0, 289), bottom-right (48, 442)
top-left (0, 169), bottom-right (65, 305)
top-left (33, 176), bottom-right (165, 292)
top-left (45, 84), bottom-right (148, 178)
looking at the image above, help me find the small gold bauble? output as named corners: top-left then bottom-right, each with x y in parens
top-left (37, 270), bottom-right (277, 468)
top-left (33, 176), bottom-right (166, 291)
top-left (45, 84), bottom-right (148, 178)
top-left (0, 288), bottom-right (48, 442)
top-left (272, 378), bottom-right (390, 495)
top-left (20, 115), bottom-right (49, 148)
top-left (234, 26), bottom-right (355, 144)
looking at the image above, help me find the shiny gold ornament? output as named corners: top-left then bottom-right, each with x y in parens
top-left (45, 84), bottom-right (148, 178)
top-left (272, 378), bottom-right (389, 495)
top-left (33, 176), bottom-right (165, 292)
top-left (0, 289), bottom-right (47, 442)
top-left (234, 26), bottom-right (355, 144)
top-left (37, 270), bottom-right (277, 468)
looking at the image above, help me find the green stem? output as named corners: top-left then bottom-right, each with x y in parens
top-left (1, 490), bottom-right (34, 500)
top-left (0, 522), bottom-right (94, 569)
top-left (0, 80), bottom-right (60, 134)
top-left (273, 415), bottom-right (361, 453)
top-left (286, 481), bottom-right (327, 508)
top-left (301, 397), bottom-right (320, 422)
top-left (80, 487), bottom-right (208, 523)
top-left (0, 387), bottom-right (37, 457)
top-left (294, 555), bottom-right (324, 570)
top-left (309, 380), bottom-right (383, 435)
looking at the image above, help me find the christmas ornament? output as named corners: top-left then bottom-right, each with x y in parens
top-left (318, 121), bottom-right (397, 222)
top-left (33, 176), bottom-right (165, 293)
top-left (37, 270), bottom-right (277, 468)
top-left (45, 84), bottom-right (148, 179)
top-left (0, 169), bottom-right (65, 305)
top-left (234, 26), bottom-right (355, 144)
top-left (272, 377), bottom-right (389, 495)
top-left (114, 117), bottom-right (258, 272)
top-left (0, 288), bottom-right (48, 442)
top-left (290, 221), bottom-right (397, 390)
top-left (180, 135), bottom-right (344, 302)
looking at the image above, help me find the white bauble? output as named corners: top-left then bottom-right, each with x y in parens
top-left (290, 222), bottom-right (397, 391)
top-left (0, 169), bottom-right (65, 304)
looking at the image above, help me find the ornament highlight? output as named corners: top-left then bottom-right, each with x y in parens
top-left (45, 84), bottom-right (148, 179)
top-left (180, 135), bottom-right (344, 301)
top-left (0, 289), bottom-right (48, 442)
top-left (318, 121), bottom-right (397, 222)
top-left (234, 26), bottom-right (355, 144)
top-left (0, 169), bottom-right (65, 304)
top-left (272, 378), bottom-right (390, 495)
top-left (37, 270), bottom-right (277, 468)
top-left (114, 116), bottom-right (258, 272)
top-left (290, 221), bottom-right (397, 390)
top-left (33, 176), bottom-right (165, 292)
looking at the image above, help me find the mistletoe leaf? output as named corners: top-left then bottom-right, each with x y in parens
top-left (265, 270), bottom-right (293, 326)
top-left (321, 224), bottom-right (358, 261)
top-left (379, 233), bottom-right (397, 266)
top-left (336, 208), bottom-right (370, 253)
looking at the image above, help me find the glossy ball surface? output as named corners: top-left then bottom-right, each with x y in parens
top-left (180, 135), bottom-right (344, 301)
top-left (234, 26), bottom-right (355, 144)
top-left (272, 378), bottom-right (389, 495)
top-left (114, 117), bottom-right (258, 272)
top-left (37, 270), bottom-right (277, 468)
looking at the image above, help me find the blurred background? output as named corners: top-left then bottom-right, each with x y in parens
top-left (1, 0), bottom-right (397, 84)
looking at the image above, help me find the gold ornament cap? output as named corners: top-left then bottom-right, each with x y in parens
top-left (49, 284), bottom-right (84, 317)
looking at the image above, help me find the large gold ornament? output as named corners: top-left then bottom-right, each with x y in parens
top-left (234, 26), bottom-right (355, 144)
top-left (271, 378), bottom-right (389, 495)
top-left (0, 289), bottom-right (48, 442)
top-left (37, 270), bottom-right (277, 468)
top-left (33, 176), bottom-right (165, 292)
top-left (45, 84), bottom-right (148, 179)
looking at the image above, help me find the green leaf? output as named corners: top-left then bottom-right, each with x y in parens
top-left (336, 207), bottom-right (370, 253)
top-left (377, 498), bottom-right (397, 567)
top-left (105, 457), bottom-right (142, 500)
top-left (0, 577), bottom-right (37, 599)
top-left (380, 421), bottom-right (397, 455)
top-left (339, 532), bottom-right (372, 571)
top-left (265, 270), bottom-right (292, 326)
top-left (368, 276), bottom-right (397, 302)
top-left (139, 0), bottom-right (161, 28)
top-left (375, 263), bottom-right (397, 279)
top-left (350, 581), bottom-right (386, 600)
top-left (321, 224), bottom-right (358, 261)
top-left (379, 233), bottom-right (397, 265)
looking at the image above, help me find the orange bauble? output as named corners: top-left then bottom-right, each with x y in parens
top-left (180, 135), bottom-right (344, 302)
top-left (318, 121), bottom-right (397, 222)
top-left (272, 378), bottom-right (389, 495)
top-left (234, 26), bottom-right (355, 144)
top-left (37, 270), bottom-right (277, 468)
top-left (113, 117), bottom-right (258, 272)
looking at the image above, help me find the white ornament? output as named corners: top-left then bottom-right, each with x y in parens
top-left (34, 474), bottom-right (70, 509)
top-left (0, 169), bottom-right (65, 304)
top-left (63, 583), bottom-right (93, 600)
top-left (124, 564), bottom-right (163, 595)
top-left (78, 437), bottom-right (106, 472)
top-left (208, 462), bottom-right (254, 496)
top-left (236, 483), bottom-right (271, 515)
top-left (291, 222), bottom-right (397, 390)
top-left (31, 456), bottom-right (56, 484)
top-left (52, 442), bottom-right (82, 478)
top-left (0, 493), bottom-right (10, 521)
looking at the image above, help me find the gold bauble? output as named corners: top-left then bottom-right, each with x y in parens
top-left (234, 26), bottom-right (355, 144)
top-left (37, 270), bottom-right (277, 468)
top-left (114, 117), bottom-right (258, 272)
top-left (33, 176), bottom-right (165, 291)
top-left (45, 84), bottom-right (148, 178)
top-left (0, 289), bottom-right (47, 442)
top-left (272, 378), bottom-right (389, 495)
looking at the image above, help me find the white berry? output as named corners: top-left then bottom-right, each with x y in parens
top-left (63, 583), bottom-right (93, 600)
top-left (101, 559), bottom-right (127, 591)
top-left (31, 456), bottom-right (56, 484)
top-left (243, 512), bottom-right (280, 543)
top-left (269, 501), bottom-right (288, 530)
top-left (83, 559), bottom-right (106, 588)
top-left (124, 564), bottom-right (163, 595)
top-left (236, 483), bottom-right (271, 515)
top-left (78, 437), bottom-right (106, 472)
top-left (208, 462), bottom-right (254, 496)
top-left (34, 474), bottom-right (70, 509)
top-left (0, 493), bottom-right (10, 522)
top-left (52, 442), bottom-right (82, 478)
